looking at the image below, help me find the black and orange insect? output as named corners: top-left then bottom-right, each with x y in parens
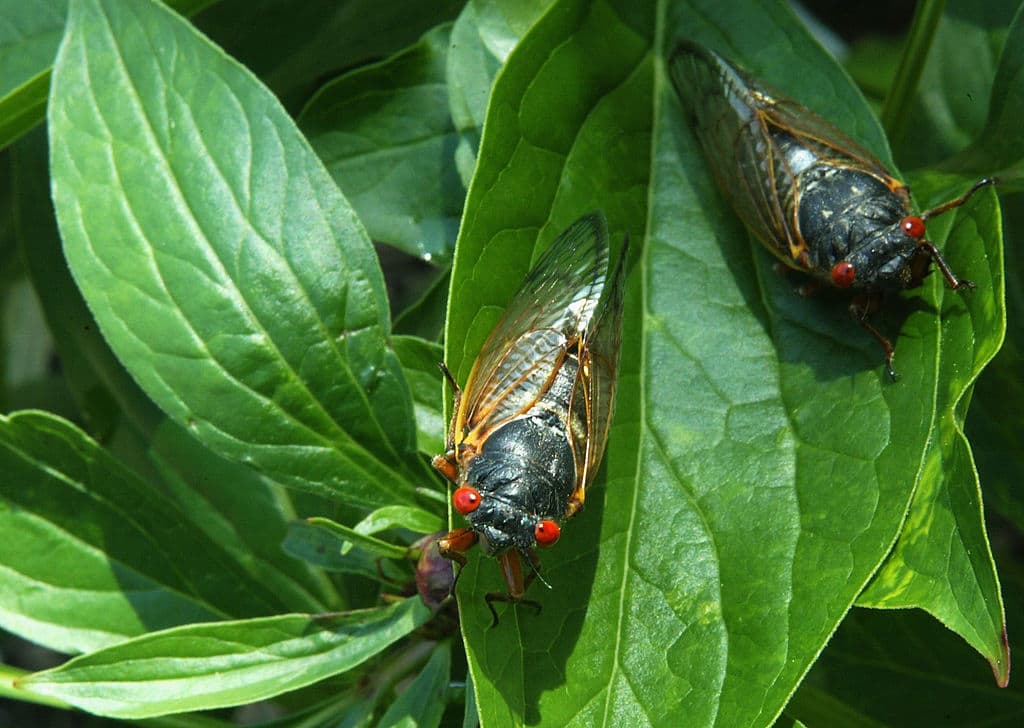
top-left (432, 212), bottom-right (627, 625)
top-left (669, 39), bottom-right (994, 379)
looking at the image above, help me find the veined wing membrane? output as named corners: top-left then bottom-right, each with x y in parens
top-left (460, 214), bottom-right (610, 435)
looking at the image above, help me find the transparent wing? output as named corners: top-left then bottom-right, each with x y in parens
top-left (669, 40), bottom-right (795, 259)
top-left (459, 213), bottom-right (610, 437)
top-left (572, 237), bottom-right (628, 500)
top-left (762, 98), bottom-right (893, 180)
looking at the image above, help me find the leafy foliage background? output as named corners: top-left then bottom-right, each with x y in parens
top-left (0, 0), bottom-right (1022, 726)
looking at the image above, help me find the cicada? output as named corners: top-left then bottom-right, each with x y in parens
top-left (669, 39), bottom-right (993, 379)
top-left (432, 212), bottom-right (627, 625)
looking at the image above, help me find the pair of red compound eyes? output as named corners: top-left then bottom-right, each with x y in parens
top-left (452, 486), bottom-right (561, 547)
top-left (829, 215), bottom-right (927, 288)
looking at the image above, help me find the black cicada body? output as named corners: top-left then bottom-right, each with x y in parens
top-left (669, 39), bottom-right (993, 378)
top-left (432, 212), bottom-right (627, 624)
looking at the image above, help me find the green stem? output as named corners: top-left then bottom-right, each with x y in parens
top-left (881, 0), bottom-right (947, 151)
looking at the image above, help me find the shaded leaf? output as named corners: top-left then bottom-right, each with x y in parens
top-left (446, 0), bottom-right (554, 182)
top-left (193, 0), bottom-right (464, 112)
top-left (18, 598), bottom-right (433, 719)
top-left (789, 602), bottom-right (1024, 726)
top-left (0, 0), bottom-right (64, 149)
top-left (377, 641), bottom-right (451, 728)
top-left (49, 0), bottom-right (419, 510)
top-left (392, 335), bottom-right (446, 455)
top-left (13, 127), bottom-right (162, 440)
top-left (300, 25), bottom-right (464, 263)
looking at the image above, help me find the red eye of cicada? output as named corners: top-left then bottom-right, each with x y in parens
top-left (901, 216), bottom-right (926, 239)
top-left (831, 261), bottom-right (856, 288)
top-left (453, 486), bottom-right (481, 515)
top-left (534, 520), bottom-right (561, 547)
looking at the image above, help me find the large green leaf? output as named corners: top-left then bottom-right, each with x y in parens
top-left (300, 25), bottom-right (463, 263)
top-left (443, 0), bottom-right (1006, 725)
top-left (17, 597), bottom-right (433, 719)
top-left (48, 0), bottom-right (421, 510)
top-left (0, 410), bottom-right (290, 654)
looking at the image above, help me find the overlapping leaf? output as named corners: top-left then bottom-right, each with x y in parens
top-left (443, 0), bottom-right (1006, 725)
top-left (300, 25), bottom-right (465, 263)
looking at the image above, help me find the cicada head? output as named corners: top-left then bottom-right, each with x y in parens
top-left (829, 214), bottom-right (940, 291)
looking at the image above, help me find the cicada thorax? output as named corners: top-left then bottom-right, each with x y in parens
top-left (767, 126), bottom-right (923, 289)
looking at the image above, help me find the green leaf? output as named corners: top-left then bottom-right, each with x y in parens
top-left (392, 335), bottom-right (446, 455)
top-left (0, 410), bottom-right (290, 654)
top-left (17, 598), bottom-right (433, 719)
top-left (281, 520), bottom-right (410, 586)
top-left (148, 421), bottom-right (338, 612)
top-left (393, 268), bottom-right (450, 342)
top-left (969, 190), bottom-right (1024, 532)
top-left (377, 641), bottom-right (451, 728)
top-left (354, 505), bottom-right (445, 539)
top-left (13, 127), bottom-right (163, 440)
top-left (0, 1), bottom-right (213, 151)
top-left (446, 0), bottom-right (554, 181)
top-left (888, 0), bottom-right (1018, 172)
top-left (308, 517), bottom-right (412, 560)
top-left (48, 0), bottom-right (420, 510)
top-left (444, 0), bottom-right (1006, 724)
top-left (789, 603), bottom-right (1024, 726)
top-left (856, 185), bottom-right (1008, 685)
top-left (300, 25), bottom-right (464, 263)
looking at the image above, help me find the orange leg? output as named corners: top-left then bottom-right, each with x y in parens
top-left (437, 527), bottom-right (477, 566)
top-left (436, 527), bottom-right (478, 602)
top-left (921, 177), bottom-right (995, 220)
top-left (431, 453), bottom-right (460, 483)
top-left (484, 551), bottom-right (541, 627)
top-left (850, 294), bottom-right (897, 381)
top-left (917, 240), bottom-right (975, 291)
